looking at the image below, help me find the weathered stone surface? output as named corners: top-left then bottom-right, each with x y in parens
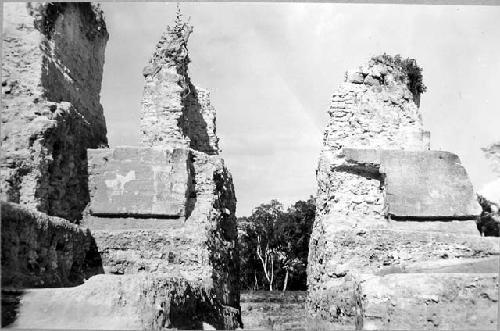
top-left (86, 151), bottom-right (240, 310)
top-left (87, 147), bottom-right (189, 218)
top-left (1, 3), bottom-right (108, 222)
top-left (240, 291), bottom-right (307, 330)
top-left (140, 20), bottom-right (219, 154)
top-left (324, 66), bottom-right (428, 154)
top-left (78, 15), bottom-right (240, 329)
top-left (308, 227), bottom-right (499, 282)
top-left (307, 56), bottom-right (498, 329)
top-left (3, 4), bottom-right (241, 329)
top-left (343, 148), bottom-right (481, 218)
top-left (9, 274), bottom-right (240, 330)
top-left (357, 273), bottom-right (499, 330)
top-left (1, 202), bottom-right (102, 289)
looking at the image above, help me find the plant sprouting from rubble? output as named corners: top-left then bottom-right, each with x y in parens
top-left (372, 53), bottom-right (427, 96)
top-left (172, 3), bottom-right (192, 40)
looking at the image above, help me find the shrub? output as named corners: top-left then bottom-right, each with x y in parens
top-left (371, 53), bottom-right (427, 95)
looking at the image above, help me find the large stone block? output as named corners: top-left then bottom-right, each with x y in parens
top-left (357, 273), bottom-right (499, 330)
top-left (87, 147), bottom-right (190, 218)
top-left (343, 148), bottom-right (482, 219)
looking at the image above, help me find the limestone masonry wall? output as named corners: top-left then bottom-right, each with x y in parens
top-left (1, 3), bottom-right (108, 222)
top-left (307, 56), bottom-right (498, 330)
top-left (82, 16), bottom-right (241, 329)
top-left (314, 57), bottom-right (430, 238)
top-left (140, 23), bottom-right (219, 154)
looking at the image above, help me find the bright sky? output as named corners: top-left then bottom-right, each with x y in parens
top-left (99, 2), bottom-right (500, 216)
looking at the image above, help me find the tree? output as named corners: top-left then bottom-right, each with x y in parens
top-left (251, 200), bottom-right (283, 291)
top-left (276, 197), bottom-right (315, 291)
top-left (238, 197), bottom-right (316, 291)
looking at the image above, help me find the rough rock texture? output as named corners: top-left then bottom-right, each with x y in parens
top-left (240, 291), bottom-right (307, 330)
top-left (1, 202), bottom-right (102, 289)
top-left (140, 21), bottom-right (219, 154)
top-left (9, 274), bottom-right (237, 330)
top-left (87, 147), bottom-right (190, 218)
top-left (83, 151), bottom-right (240, 326)
top-left (307, 57), bottom-right (499, 329)
top-left (343, 148), bottom-right (481, 218)
top-left (357, 273), bottom-right (498, 330)
top-left (323, 59), bottom-right (429, 154)
top-left (1, 3), bottom-right (108, 222)
top-left (81, 18), bottom-right (241, 329)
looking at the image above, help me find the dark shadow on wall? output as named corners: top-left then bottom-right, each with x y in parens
top-left (180, 83), bottom-right (218, 155)
top-left (184, 152), bottom-right (197, 220)
top-left (46, 117), bottom-right (91, 224)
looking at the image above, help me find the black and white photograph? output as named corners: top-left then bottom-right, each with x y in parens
top-left (1, 1), bottom-right (499, 329)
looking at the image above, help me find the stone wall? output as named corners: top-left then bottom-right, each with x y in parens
top-left (81, 18), bottom-right (241, 329)
top-left (1, 3), bottom-right (108, 222)
top-left (1, 202), bottom-right (102, 289)
top-left (307, 56), bottom-right (499, 329)
top-left (356, 272), bottom-right (499, 330)
top-left (323, 58), bottom-right (429, 153)
top-left (140, 22), bottom-right (219, 154)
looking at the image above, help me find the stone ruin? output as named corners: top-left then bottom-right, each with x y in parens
top-left (1, 3), bottom-right (240, 329)
top-left (306, 56), bottom-right (499, 329)
top-left (2, 3), bottom-right (499, 330)
top-left (1, 2), bottom-right (106, 291)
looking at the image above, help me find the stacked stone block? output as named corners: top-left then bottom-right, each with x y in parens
top-left (307, 57), bottom-right (499, 330)
top-left (82, 19), bottom-right (240, 329)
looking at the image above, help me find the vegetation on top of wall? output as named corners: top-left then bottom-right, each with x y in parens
top-left (372, 53), bottom-right (427, 96)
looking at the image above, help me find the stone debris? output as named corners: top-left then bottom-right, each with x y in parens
top-left (307, 56), bottom-right (499, 330)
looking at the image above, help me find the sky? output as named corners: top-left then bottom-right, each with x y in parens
top-left (99, 2), bottom-right (500, 216)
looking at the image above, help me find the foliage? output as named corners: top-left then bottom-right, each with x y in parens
top-left (238, 197), bottom-right (316, 291)
top-left (372, 53), bottom-right (427, 95)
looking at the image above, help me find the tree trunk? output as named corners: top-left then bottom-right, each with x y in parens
top-left (269, 256), bottom-right (274, 291)
top-left (282, 269), bottom-right (289, 292)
